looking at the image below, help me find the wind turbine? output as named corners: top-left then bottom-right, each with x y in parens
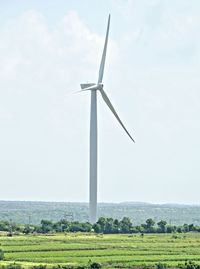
top-left (80, 14), bottom-right (135, 223)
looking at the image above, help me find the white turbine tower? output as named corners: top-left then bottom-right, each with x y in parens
top-left (80, 14), bottom-right (135, 223)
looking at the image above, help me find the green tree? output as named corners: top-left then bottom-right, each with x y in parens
top-left (145, 218), bottom-right (155, 233)
top-left (40, 220), bottom-right (53, 233)
top-left (177, 226), bottom-right (183, 233)
top-left (0, 221), bottom-right (10, 231)
top-left (183, 224), bottom-right (189, 233)
top-left (166, 225), bottom-right (176, 233)
top-left (92, 223), bottom-right (101, 233)
top-left (120, 217), bottom-right (132, 233)
top-left (104, 218), bottom-right (114, 234)
top-left (113, 219), bottom-right (120, 233)
top-left (57, 219), bottom-right (70, 232)
top-left (96, 217), bottom-right (106, 233)
top-left (146, 218), bottom-right (155, 228)
top-left (157, 220), bottom-right (167, 233)
top-left (189, 224), bottom-right (195, 232)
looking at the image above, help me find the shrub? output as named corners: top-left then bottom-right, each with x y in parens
top-left (32, 266), bottom-right (46, 269)
top-left (88, 262), bottom-right (101, 269)
top-left (6, 264), bottom-right (23, 269)
top-left (156, 263), bottom-right (167, 269)
top-left (51, 266), bottom-right (61, 269)
top-left (179, 261), bottom-right (200, 269)
top-left (0, 249), bottom-right (4, 260)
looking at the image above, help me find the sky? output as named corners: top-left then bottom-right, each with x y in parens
top-left (0, 0), bottom-right (200, 204)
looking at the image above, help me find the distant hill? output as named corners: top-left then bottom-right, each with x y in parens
top-left (0, 200), bottom-right (200, 225)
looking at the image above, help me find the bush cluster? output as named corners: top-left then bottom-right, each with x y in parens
top-left (0, 217), bottom-right (199, 235)
top-left (2, 262), bottom-right (200, 269)
top-left (0, 263), bottom-right (101, 269)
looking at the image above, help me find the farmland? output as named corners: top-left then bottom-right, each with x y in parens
top-left (0, 233), bottom-right (200, 268)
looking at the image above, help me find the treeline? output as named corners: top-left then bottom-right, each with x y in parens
top-left (0, 217), bottom-right (200, 235)
top-left (0, 263), bottom-right (102, 269)
top-left (0, 261), bottom-right (200, 269)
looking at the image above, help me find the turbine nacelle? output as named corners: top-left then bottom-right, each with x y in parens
top-left (80, 83), bottom-right (103, 91)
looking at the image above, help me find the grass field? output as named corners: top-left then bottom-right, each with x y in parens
top-left (0, 233), bottom-right (200, 268)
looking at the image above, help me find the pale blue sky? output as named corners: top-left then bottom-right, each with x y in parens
top-left (0, 0), bottom-right (200, 204)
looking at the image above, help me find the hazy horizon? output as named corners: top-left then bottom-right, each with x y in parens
top-left (1, 199), bottom-right (200, 206)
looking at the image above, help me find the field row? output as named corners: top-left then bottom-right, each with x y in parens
top-left (0, 233), bottom-right (200, 268)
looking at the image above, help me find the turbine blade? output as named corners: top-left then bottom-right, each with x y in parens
top-left (65, 88), bottom-right (92, 96)
top-left (100, 89), bottom-right (135, 142)
top-left (98, 14), bottom-right (110, 84)
top-left (65, 90), bottom-right (82, 96)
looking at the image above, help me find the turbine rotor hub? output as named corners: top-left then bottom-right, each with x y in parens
top-left (97, 83), bottom-right (103, 91)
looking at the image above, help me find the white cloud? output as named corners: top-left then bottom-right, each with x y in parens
top-left (0, 10), bottom-right (119, 84)
top-left (0, 10), bottom-right (119, 123)
top-left (113, 0), bottom-right (200, 67)
top-left (0, 10), bottom-right (119, 201)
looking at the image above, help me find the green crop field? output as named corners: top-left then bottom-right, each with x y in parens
top-left (0, 233), bottom-right (200, 268)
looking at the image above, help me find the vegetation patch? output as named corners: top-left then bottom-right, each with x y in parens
top-left (0, 233), bottom-right (200, 268)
